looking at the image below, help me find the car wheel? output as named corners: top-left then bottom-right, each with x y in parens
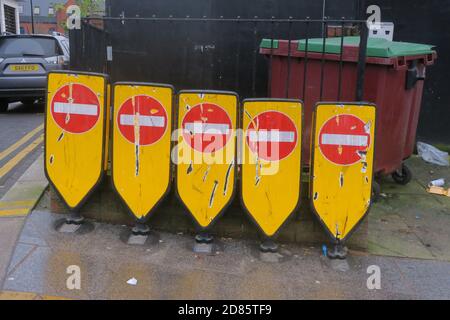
top-left (21, 99), bottom-right (36, 105)
top-left (0, 100), bottom-right (8, 113)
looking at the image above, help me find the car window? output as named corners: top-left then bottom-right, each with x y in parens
top-left (60, 40), bottom-right (70, 55)
top-left (0, 37), bottom-right (62, 57)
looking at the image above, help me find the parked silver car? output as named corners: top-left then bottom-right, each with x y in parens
top-left (0, 33), bottom-right (70, 112)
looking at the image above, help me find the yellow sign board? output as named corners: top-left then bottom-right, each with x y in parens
top-left (310, 103), bottom-right (376, 241)
top-left (241, 99), bottom-right (302, 237)
top-left (104, 84), bottom-right (111, 171)
top-left (112, 82), bottom-right (173, 221)
top-left (176, 91), bottom-right (238, 229)
top-left (45, 71), bottom-right (108, 210)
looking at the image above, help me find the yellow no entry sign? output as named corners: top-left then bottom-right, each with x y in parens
top-left (112, 82), bottom-right (173, 221)
top-left (104, 84), bottom-right (111, 171)
top-left (311, 103), bottom-right (376, 241)
top-left (45, 71), bottom-right (108, 210)
top-left (176, 91), bottom-right (238, 229)
top-left (241, 99), bottom-right (302, 237)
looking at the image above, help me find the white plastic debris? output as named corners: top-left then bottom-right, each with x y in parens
top-left (126, 277), bottom-right (138, 286)
top-left (428, 178), bottom-right (445, 187)
top-left (417, 142), bottom-right (449, 166)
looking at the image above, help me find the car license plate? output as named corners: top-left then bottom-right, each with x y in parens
top-left (9, 64), bottom-right (39, 72)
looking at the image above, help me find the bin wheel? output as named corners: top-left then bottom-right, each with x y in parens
top-left (392, 164), bottom-right (412, 185)
top-left (372, 180), bottom-right (381, 203)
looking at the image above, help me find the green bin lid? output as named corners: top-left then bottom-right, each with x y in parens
top-left (261, 37), bottom-right (435, 58)
top-left (260, 38), bottom-right (280, 49)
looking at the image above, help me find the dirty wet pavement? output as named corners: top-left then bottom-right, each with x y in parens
top-left (1, 156), bottom-right (450, 300)
top-left (1, 210), bottom-right (449, 300)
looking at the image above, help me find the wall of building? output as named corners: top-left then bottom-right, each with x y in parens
top-left (1, 0), bottom-right (20, 34)
top-left (18, 0), bottom-right (73, 34)
top-left (18, 0), bottom-right (66, 17)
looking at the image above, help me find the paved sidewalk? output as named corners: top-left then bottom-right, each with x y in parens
top-left (1, 155), bottom-right (450, 300)
top-left (1, 209), bottom-right (450, 300)
top-left (0, 154), bottom-right (48, 289)
top-left (368, 156), bottom-right (450, 261)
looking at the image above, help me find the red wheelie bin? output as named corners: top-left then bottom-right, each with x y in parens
top-left (260, 36), bottom-right (437, 185)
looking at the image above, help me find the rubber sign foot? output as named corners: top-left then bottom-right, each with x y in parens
top-left (120, 227), bottom-right (160, 247)
top-left (123, 222), bottom-right (160, 246)
top-left (259, 239), bottom-right (279, 253)
top-left (195, 233), bottom-right (214, 244)
top-left (193, 233), bottom-right (216, 255)
top-left (66, 212), bottom-right (85, 225)
top-left (327, 243), bottom-right (348, 260)
top-left (131, 222), bottom-right (151, 236)
top-left (54, 214), bottom-right (94, 235)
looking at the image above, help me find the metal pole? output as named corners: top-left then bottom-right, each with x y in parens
top-left (355, 22), bottom-right (368, 101)
top-left (30, 0), bottom-right (35, 34)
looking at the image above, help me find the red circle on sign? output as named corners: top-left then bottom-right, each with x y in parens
top-left (318, 114), bottom-right (371, 166)
top-left (51, 83), bottom-right (100, 134)
top-left (117, 95), bottom-right (168, 146)
top-left (181, 103), bottom-right (232, 153)
top-left (246, 111), bottom-right (298, 161)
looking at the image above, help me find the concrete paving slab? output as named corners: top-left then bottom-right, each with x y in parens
top-left (366, 156), bottom-right (450, 261)
top-left (3, 209), bottom-right (450, 300)
top-left (0, 154), bottom-right (48, 290)
top-left (3, 245), bottom-right (53, 294)
top-left (0, 217), bottom-right (25, 287)
top-left (6, 243), bottom-right (35, 274)
top-left (379, 179), bottom-right (426, 195)
top-left (369, 191), bottom-right (450, 260)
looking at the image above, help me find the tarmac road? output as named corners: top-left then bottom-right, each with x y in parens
top-left (0, 102), bottom-right (45, 199)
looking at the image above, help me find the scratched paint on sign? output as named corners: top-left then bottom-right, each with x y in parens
top-left (311, 103), bottom-right (376, 241)
top-left (45, 72), bottom-right (107, 210)
top-left (241, 100), bottom-right (302, 237)
top-left (176, 91), bottom-right (238, 228)
top-left (112, 83), bottom-right (173, 220)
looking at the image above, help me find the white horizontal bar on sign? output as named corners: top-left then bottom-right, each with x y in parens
top-left (54, 102), bottom-right (98, 116)
top-left (120, 115), bottom-right (165, 127)
top-left (321, 133), bottom-right (368, 147)
top-left (248, 130), bottom-right (295, 143)
top-left (184, 123), bottom-right (230, 135)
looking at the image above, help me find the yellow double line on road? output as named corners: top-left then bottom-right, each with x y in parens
top-left (0, 124), bottom-right (44, 217)
top-left (0, 124), bottom-right (44, 180)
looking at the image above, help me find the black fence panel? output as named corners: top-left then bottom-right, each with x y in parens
top-left (369, 0), bottom-right (450, 146)
top-left (100, 0), bottom-right (360, 98)
top-left (69, 21), bottom-right (107, 73)
top-left (84, 17), bottom-right (367, 101)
